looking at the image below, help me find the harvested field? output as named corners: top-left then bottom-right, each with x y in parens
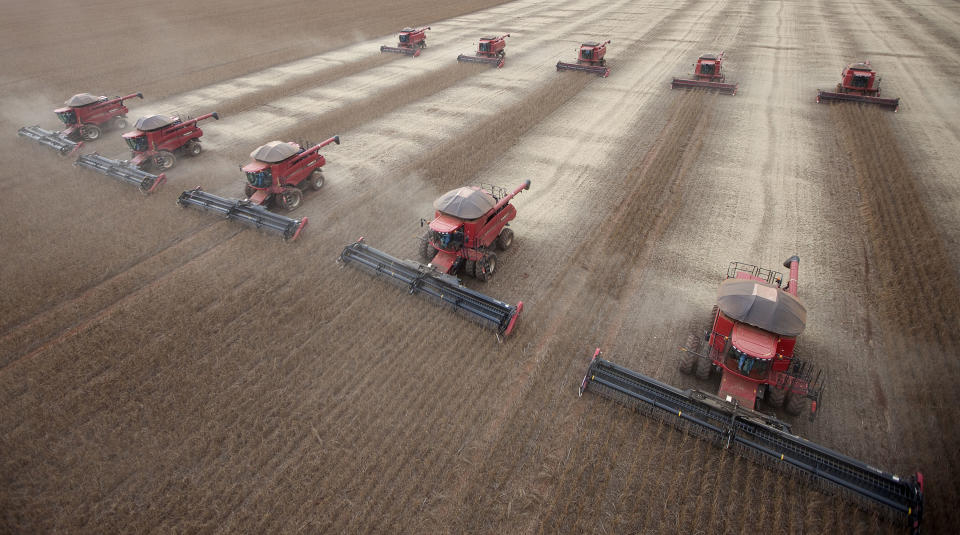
top-left (2, 0), bottom-right (959, 532)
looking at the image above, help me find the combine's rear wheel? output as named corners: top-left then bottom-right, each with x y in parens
top-left (80, 124), bottom-right (101, 141)
top-left (496, 228), bottom-right (514, 250)
top-left (154, 151), bottom-right (176, 170)
top-left (418, 231), bottom-right (437, 262)
top-left (309, 170), bottom-right (324, 190)
top-left (185, 140), bottom-right (202, 157)
top-left (113, 117), bottom-right (128, 130)
top-left (679, 333), bottom-right (699, 374)
top-left (476, 252), bottom-right (497, 281)
top-left (278, 187), bottom-right (302, 211)
top-left (785, 391), bottom-right (807, 416)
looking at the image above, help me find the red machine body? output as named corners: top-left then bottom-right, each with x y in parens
top-left (420, 180), bottom-right (531, 281)
top-left (54, 92), bottom-right (143, 141)
top-left (122, 112), bottom-right (219, 170)
top-left (457, 34), bottom-right (510, 68)
top-left (381, 26), bottom-right (431, 57)
top-left (680, 256), bottom-right (823, 417)
top-left (243, 136), bottom-right (340, 211)
top-left (556, 40), bottom-right (611, 77)
top-left (671, 52), bottom-right (738, 95)
top-left (817, 60), bottom-right (900, 111)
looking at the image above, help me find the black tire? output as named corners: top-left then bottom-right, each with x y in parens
top-left (464, 259), bottom-right (476, 278)
top-left (785, 391), bottom-right (807, 416)
top-left (496, 227), bottom-right (514, 250)
top-left (418, 231), bottom-right (437, 262)
top-left (679, 333), bottom-right (698, 375)
top-left (154, 151), bottom-right (176, 170)
top-left (80, 124), bottom-right (101, 141)
top-left (278, 187), bottom-right (302, 211)
top-left (113, 117), bottom-right (128, 130)
top-left (708, 304), bottom-right (719, 331)
top-left (308, 169), bottom-right (324, 191)
top-left (695, 348), bottom-right (712, 380)
top-left (185, 140), bottom-right (202, 157)
top-left (476, 252), bottom-right (497, 282)
top-left (767, 384), bottom-right (788, 408)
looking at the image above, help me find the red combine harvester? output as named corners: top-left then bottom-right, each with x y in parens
top-left (73, 112), bottom-right (219, 194)
top-left (339, 180), bottom-right (531, 338)
top-left (18, 92), bottom-right (143, 155)
top-left (381, 26), bottom-right (431, 56)
top-left (671, 52), bottom-right (738, 95)
top-left (817, 60), bottom-right (900, 111)
top-left (679, 256), bottom-right (823, 416)
top-left (457, 34), bottom-right (510, 68)
top-left (419, 180), bottom-right (530, 281)
top-left (177, 136), bottom-right (340, 241)
top-left (556, 40), bottom-right (610, 77)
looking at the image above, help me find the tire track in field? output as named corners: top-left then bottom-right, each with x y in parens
top-left (0, 222), bottom-right (243, 371)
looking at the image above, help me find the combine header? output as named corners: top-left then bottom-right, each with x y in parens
top-left (679, 256), bottom-right (824, 417)
top-left (381, 26), bottom-right (431, 57)
top-left (817, 60), bottom-right (900, 111)
top-left (579, 350), bottom-right (924, 532)
top-left (17, 91), bottom-right (143, 155)
top-left (671, 52), bottom-right (738, 95)
top-left (177, 136), bottom-right (340, 241)
top-left (74, 112), bottom-right (219, 194)
top-left (339, 239), bottom-right (523, 337)
top-left (556, 40), bottom-right (610, 77)
top-left (457, 34), bottom-right (509, 68)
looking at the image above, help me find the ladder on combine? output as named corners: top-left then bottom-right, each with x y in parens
top-left (579, 350), bottom-right (923, 533)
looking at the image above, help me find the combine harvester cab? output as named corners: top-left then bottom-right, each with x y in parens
top-left (381, 26), bottom-right (431, 57)
top-left (816, 60), bottom-right (900, 111)
top-left (74, 111), bottom-right (219, 194)
top-left (556, 39), bottom-right (611, 77)
top-left (579, 349), bottom-right (924, 532)
top-left (457, 34), bottom-right (509, 68)
top-left (17, 91), bottom-right (143, 155)
top-left (671, 52), bottom-right (738, 95)
top-left (177, 135), bottom-right (340, 241)
top-left (339, 180), bottom-right (531, 338)
top-left (679, 256), bottom-right (824, 417)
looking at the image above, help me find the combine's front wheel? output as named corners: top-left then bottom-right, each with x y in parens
top-left (278, 187), bottom-right (302, 211)
top-left (679, 333), bottom-right (699, 374)
top-left (309, 170), bottom-right (324, 190)
top-left (695, 349), bottom-right (712, 380)
top-left (418, 231), bottom-right (437, 262)
top-left (476, 252), bottom-right (497, 282)
top-left (785, 391), bottom-right (807, 416)
top-left (767, 383), bottom-right (788, 408)
top-left (80, 124), bottom-right (101, 141)
top-left (496, 228), bottom-right (514, 250)
top-left (153, 151), bottom-right (176, 170)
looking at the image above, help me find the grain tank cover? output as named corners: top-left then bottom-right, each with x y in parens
top-left (433, 186), bottom-right (497, 220)
top-left (135, 114), bottom-right (177, 131)
top-left (717, 279), bottom-right (806, 337)
top-left (250, 141), bottom-right (300, 163)
top-left (65, 93), bottom-right (100, 107)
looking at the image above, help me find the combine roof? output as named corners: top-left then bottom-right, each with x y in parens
top-left (700, 54), bottom-right (718, 60)
top-left (583, 41), bottom-right (599, 47)
top-left (65, 93), bottom-right (101, 107)
top-left (717, 279), bottom-right (806, 337)
top-left (135, 114), bottom-right (177, 131)
top-left (433, 186), bottom-right (496, 220)
top-left (849, 62), bottom-right (874, 71)
top-left (401, 27), bottom-right (414, 32)
top-left (251, 141), bottom-right (301, 163)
